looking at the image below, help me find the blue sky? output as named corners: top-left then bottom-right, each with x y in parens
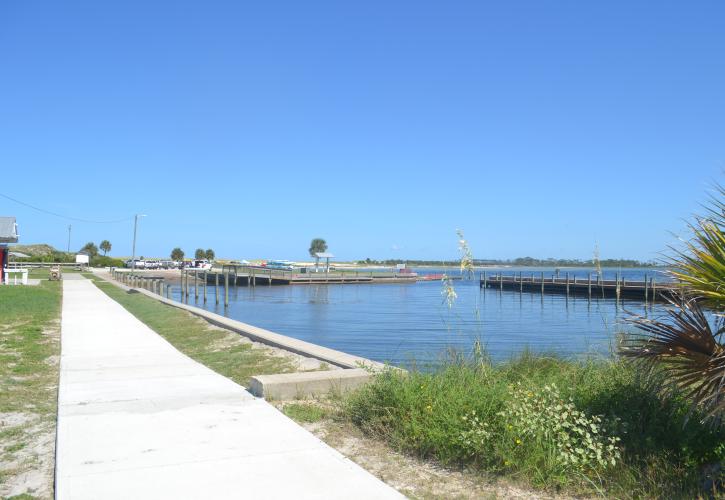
top-left (0, 1), bottom-right (722, 261)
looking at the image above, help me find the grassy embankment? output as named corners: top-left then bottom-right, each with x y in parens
top-left (0, 280), bottom-right (61, 499)
top-left (340, 352), bottom-right (725, 498)
top-left (85, 276), bottom-right (297, 386)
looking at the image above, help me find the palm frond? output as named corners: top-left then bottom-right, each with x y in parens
top-left (666, 183), bottom-right (725, 310)
top-left (621, 297), bottom-right (725, 424)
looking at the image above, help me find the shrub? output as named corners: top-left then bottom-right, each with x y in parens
top-left (90, 256), bottom-right (125, 268)
top-left (498, 383), bottom-right (621, 473)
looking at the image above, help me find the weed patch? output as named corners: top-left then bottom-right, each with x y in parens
top-left (344, 355), bottom-right (725, 498)
top-left (283, 403), bottom-right (330, 423)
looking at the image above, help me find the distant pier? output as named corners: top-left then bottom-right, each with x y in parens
top-left (480, 272), bottom-right (680, 302)
top-left (204, 266), bottom-right (420, 286)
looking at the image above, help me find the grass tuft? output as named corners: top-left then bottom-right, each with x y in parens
top-left (282, 403), bottom-right (330, 423)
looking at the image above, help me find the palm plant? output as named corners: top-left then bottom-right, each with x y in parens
top-left (668, 186), bottom-right (725, 310)
top-left (621, 184), bottom-right (725, 425)
top-left (621, 297), bottom-right (725, 424)
top-left (100, 240), bottom-right (112, 256)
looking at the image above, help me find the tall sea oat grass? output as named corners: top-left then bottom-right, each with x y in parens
top-left (457, 229), bottom-right (474, 277)
top-left (593, 241), bottom-right (603, 279)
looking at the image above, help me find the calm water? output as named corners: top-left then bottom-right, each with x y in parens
top-left (171, 267), bottom-right (670, 367)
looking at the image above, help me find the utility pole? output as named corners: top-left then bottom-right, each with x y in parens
top-left (67, 225), bottom-right (72, 252)
top-left (131, 214), bottom-right (147, 275)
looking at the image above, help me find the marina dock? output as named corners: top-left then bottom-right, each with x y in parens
top-left (480, 272), bottom-right (680, 302)
top-left (204, 266), bottom-right (420, 286)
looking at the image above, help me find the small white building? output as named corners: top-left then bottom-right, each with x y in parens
top-left (75, 251), bottom-right (90, 267)
top-left (0, 217), bottom-right (19, 283)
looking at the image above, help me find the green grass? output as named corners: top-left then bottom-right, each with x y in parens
top-left (0, 281), bottom-right (61, 415)
top-left (343, 353), bottom-right (725, 498)
top-left (283, 403), bottom-right (330, 423)
top-left (0, 280), bottom-right (62, 497)
top-left (86, 276), bottom-right (297, 386)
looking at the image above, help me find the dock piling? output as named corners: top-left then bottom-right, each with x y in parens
top-left (616, 272), bottom-right (621, 302)
top-left (224, 272), bottom-right (229, 307)
top-left (588, 273), bottom-right (592, 300)
top-left (644, 273), bottom-right (648, 302)
top-left (215, 273), bottom-right (220, 304)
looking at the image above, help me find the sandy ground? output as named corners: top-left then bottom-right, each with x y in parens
top-left (0, 322), bottom-right (60, 500)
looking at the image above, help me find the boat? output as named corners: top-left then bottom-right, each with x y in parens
top-left (265, 260), bottom-right (296, 270)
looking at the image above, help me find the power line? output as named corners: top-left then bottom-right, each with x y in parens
top-left (0, 192), bottom-right (134, 224)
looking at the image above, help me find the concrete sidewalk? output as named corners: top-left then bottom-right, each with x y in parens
top-left (56, 278), bottom-right (403, 499)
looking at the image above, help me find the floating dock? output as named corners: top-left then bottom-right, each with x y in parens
top-left (480, 272), bottom-right (680, 302)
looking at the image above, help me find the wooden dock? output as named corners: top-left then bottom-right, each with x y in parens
top-left (480, 272), bottom-right (680, 302)
top-left (112, 267), bottom-right (420, 309)
top-left (203, 266), bottom-right (420, 286)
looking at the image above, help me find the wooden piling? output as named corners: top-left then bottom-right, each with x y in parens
top-left (519, 271), bottom-right (523, 293)
top-left (616, 271), bottom-right (621, 301)
top-left (499, 273), bottom-right (503, 291)
top-left (566, 272), bottom-right (570, 296)
top-left (541, 271), bottom-right (545, 293)
top-left (203, 272), bottom-right (207, 303)
top-left (482, 271), bottom-right (487, 288)
top-left (194, 271), bottom-right (198, 300)
top-left (215, 273), bottom-right (220, 304)
top-left (588, 273), bottom-right (592, 299)
top-left (224, 272), bottom-right (229, 307)
top-left (644, 273), bottom-right (648, 302)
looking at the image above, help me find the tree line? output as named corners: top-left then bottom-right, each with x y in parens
top-left (357, 257), bottom-right (659, 267)
top-left (170, 248), bottom-right (215, 261)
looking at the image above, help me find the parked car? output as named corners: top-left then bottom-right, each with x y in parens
top-left (191, 259), bottom-right (213, 270)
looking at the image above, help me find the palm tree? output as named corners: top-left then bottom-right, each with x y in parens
top-left (205, 248), bottom-right (215, 261)
top-left (99, 240), bottom-right (112, 256)
top-left (309, 238), bottom-right (327, 270)
top-left (171, 247), bottom-right (184, 261)
top-left (621, 184), bottom-right (725, 425)
top-left (80, 242), bottom-right (98, 257)
top-left (195, 248), bottom-right (205, 259)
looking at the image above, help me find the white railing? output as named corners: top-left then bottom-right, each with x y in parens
top-left (4, 268), bottom-right (28, 285)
